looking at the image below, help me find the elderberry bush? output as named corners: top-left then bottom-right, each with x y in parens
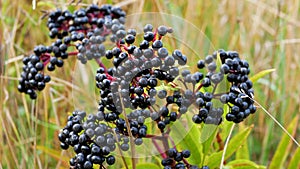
top-left (17, 4), bottom-right (258, 168)
top-left (59, 48), bottom-right (256, 168)
top-left (18, 4), bottom-right (126, 99)
top-left (58, 22), bottom-right (257, 168)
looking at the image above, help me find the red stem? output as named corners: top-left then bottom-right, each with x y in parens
top-left (166, 133), bottom-right (176, 148)
top-left (152, 138), bottom-right (167, 159)
top-left (158, 35), bottom-right (163, 40)
top-left (95, 58), bottom-right (107, 72)
top-left (183, 159), bottom-right (190, 167)
top-left (120, 44), bottom-right (129, 51)
top-left (68, 51), bottom-right (78, 56)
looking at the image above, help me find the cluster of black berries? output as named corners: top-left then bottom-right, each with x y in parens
top-left (191, 89), bottom-right (224, 125)
top-left (18, 4), bottom-right (126, 99)
top-left (47, 4), bottom-right (125, 40)
top-left (95, 24), bottom-right (189, 133)
top-left (116, 114), bottom-right (148, 146)
top-left (58, 110), bottom-right (117, 168)
top-left (176, 52), bottom-right (224, 125)
top-left (161, 148), bottom-right (209, 169)
top-left (190, 49), bottom-right (257, 124)
top-left (18, 53), bottom-right (51, 99)
top-left (217, 50), bottom-right (256, 123)
top-left (152, 88), bottom-right (194, 131)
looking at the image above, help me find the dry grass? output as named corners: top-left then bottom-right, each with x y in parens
top-left (1, 0), bottom-right (300, 168)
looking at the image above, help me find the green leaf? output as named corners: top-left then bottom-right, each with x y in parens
top-left (171, 116), bottom-right (202, 165)
top-left (221, 106), bottom-right (234, 141)
top-left (206, 125), bottom-right (252, 168)
top-left (287, 147), bottom-right (300, 169)
top-left (226, 159), bottom-right (265, 169)
top-left (236, 124), bottom-right (250, 160)
top-left (269, 115), bottom-right (299, 169)
top-left (201, 125), bottom-right (218, 155)
top-left (67, 5), bottom-right (76, 13)
top-left (136, 163), bottom-right (161, 169)
top-left (250, 69), bottom-right (276, 83)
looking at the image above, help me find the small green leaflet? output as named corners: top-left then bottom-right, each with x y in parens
top-left (250, 69), bottom-right (276, 83)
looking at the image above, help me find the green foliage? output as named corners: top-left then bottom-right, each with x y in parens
top-left (171, 116), bottom-right (203, 165)
top-left (250, 69), bottom-right (276, 83)
top-left (201, 126), bottom-right (218, 156)
top-left (226, 159), bottom-right (266, 169)
top-left (269, 115), bottom-right (299, 169)
top-left (287, 147), bottom-right (300, 169)
top-left (205, 125), bottom-right (253, 168)
top-left (136, 163), bottom-right (161, 169)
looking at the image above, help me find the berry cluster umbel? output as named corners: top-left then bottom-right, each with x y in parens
top-left (58, 110), bottom-right (117, 168)
top-left (59, 23), bottom-right (256, 168)
top-left (18, 4), bottom-right (257, 169)
top-left (95, 24), bottom-right (191, 134)
top-left (218, 50), bottom-right (256, 122)
top-left (190, 50), bottom-right (257, 124)
top-left (18, 4), bottom-right (126, 99)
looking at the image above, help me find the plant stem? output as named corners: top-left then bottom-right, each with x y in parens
top-left (67, 51), bottom-right (78, 56)
top-left (195, 83), bottom-right (203, 92)
top-left (152, 138), bottom-right (167, 158)
top-left (112, 129), bottom-right (128, 169)
top-left (118, 88), bottom-right (136, 169)
top-left (95, 58), bottom-right (107, 72)
top-left (161, 132), bottom-right (170, 152)
top-left (166, 133), bottom-right (176, 148)
top-left (212, 83), bottom-right (218, 94)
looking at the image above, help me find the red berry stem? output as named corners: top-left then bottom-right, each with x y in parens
top-left (165, 133), bottom-right (176, 148)
top-left (68, 51), bottom-right (79, 56)
top-left (152, 138), bottom-right (167, 159)
top-left (161, 133), bottom-right (170, 153)
top-left (183, 158), bottom-right (191, 167)
top-left (95, 58), bottom-right (107, 73)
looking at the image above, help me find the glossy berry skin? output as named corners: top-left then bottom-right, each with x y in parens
top-left (106, 155), bottom-right (115, 165)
